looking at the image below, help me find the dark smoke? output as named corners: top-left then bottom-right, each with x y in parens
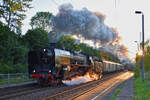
top-left (100, 43), bottom-right (129, 61)
top-left (52, 3), bottom-right (119, 44)
top-left (50, 3), bottom-right (130, 63)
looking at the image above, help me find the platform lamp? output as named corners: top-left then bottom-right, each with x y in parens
top-left (135, 10), bottom-right (145, 82)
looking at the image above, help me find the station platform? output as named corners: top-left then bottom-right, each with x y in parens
top-left (101, 77), bottom-right (134, 100)
top-left (115, 77), bottom-right (134, 100)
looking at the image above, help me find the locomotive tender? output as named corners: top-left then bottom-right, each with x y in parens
top-left (28, 45), bottom-right (124, 85)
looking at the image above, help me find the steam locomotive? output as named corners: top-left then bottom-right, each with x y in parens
top-left (28, 45), bottom-right (124, 85)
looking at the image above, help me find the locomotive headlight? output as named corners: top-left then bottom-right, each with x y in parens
top-left (63, 67), bottom-right (68, 71)
top-left (33, 69), bottom-right (35, 73)
top-left (49, 70), bottom-right (51, 73)
top-left (43, 49), bottom-right (46, 52)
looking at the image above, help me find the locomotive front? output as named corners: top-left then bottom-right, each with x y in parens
top-left (28, 48), bottom-right (56, 84)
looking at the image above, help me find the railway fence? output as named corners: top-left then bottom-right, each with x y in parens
top-left (0, 73), bottom-right (32, 85)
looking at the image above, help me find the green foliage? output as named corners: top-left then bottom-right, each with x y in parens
top-left (144, 55), bottom-right (150, 72)
top-left (0, 21), bottom-right (50, 74)
top-left (145, 40), bottom-right (150, 55)
top-left (134, 75), bottom-right (150, 100)
top-left (23, 28), bottom-right (49, 50)
top-left (56, 35), bottom-right (102, 58)
top-left (0, 63), bottom-right (27, 73)
top-left (110, 89), bottom-right (121, 100)
top-left (0, 21), bottom-right (28, 73)
top-left (56, 35), bottom-right (76, 50)
top-left (12, 63), bottom-right (28, 73)
top-left (134, 66), bottom-right (140, 78)
top-left (0, 63), bottom-right (13, 73)
top-left (0, 21), bottom-right (28, 64)
top-left (78, 43), bottom-right (101, 58)
top-left (30, 12), bottom-right (52, 32)
top-left (0, 0), bottom-right (32, 33)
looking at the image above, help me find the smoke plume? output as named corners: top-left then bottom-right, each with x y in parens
top-left (52, 3), bottom-right (119, 44)
top-left (101, 44), bottom-right (128, 58)
top-left (50, 3), bottom-right (130, 62)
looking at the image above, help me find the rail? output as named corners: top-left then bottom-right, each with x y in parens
top-left (43, 72), bottom-right (123, 100)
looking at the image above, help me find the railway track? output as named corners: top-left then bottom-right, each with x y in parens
top-left (0, 72), bottom-right (124, 100)
top-left (43, 72), bottom-right (123, 100)
top-left (0, 83), bottom-right (38, 96)
top-left (0, 81), bottom-right (73, 100)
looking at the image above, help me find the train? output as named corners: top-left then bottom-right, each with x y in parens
top-left (28, 45), bottom-right (124, 85)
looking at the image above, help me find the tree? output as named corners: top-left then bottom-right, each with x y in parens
top-left (0, 21), bottom-right (28, 71)
top-left (56, 35), bottom-right (102, 59)
top-left (0, 0), bottom-right (32, 34)
top-left (30, 12), bottom-right (52, 32)
top-left (23, 28), bottom-right (49, 50)
top-left (144, 40), bottom-right (150, 55)
top-left (56, 35), bottom-right (76, 50)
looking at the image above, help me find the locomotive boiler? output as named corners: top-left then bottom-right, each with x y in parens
top-left (28, 45), bottom-right (123, 85)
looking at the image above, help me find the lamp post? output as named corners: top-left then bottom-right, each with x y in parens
top-left (135, 10), bottom-right (145, 82)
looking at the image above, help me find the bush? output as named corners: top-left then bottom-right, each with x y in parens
top-left (0, 63), bottom-right (13, 73)
top-left (0, 63), bottom-right (28, 74)
top-left (134, 67), bottom-right (140, 78)
top-left (12, 63), bottom-right (28, 73)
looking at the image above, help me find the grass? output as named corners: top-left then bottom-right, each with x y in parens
top-left (134, 74), bottom-right (150, 100)
top-left (0, 78), bottom-right (33, 85)
top-left (110, 72), bottom-right (150, 100)
top-left (110, 81), bottom-right (125, 100)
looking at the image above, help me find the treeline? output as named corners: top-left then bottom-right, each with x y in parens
top-left (135, 40), bottom-right (150, 77)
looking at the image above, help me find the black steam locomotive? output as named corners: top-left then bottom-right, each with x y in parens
top-left (28, 45), bottom-right (124, 85)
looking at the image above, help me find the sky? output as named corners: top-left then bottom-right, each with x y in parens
top-left (22, 0), bottom-right (150, 59)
